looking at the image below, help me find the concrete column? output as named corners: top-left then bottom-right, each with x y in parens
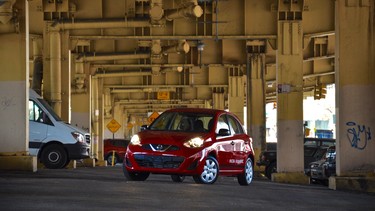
top-left (228, 67), bottom-right (245, 122)
top-left (247, 54), bottom-right (266, 170)
top-left (212, 88), bottom-right (225, 110)
top-left (0, 1), bottom-right (36, 171)
top-left (273, 0), bottom-right (308, 184)
top-left (91, 76), bottom-right (99, 160)
top-left (49, 30), bottom-right (62, 116)
top-left (330, 0), bottom-right (375, 192)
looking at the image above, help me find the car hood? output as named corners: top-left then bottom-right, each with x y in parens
top-left (310, 159), bottom-right (326, 167)
top-left (60, 122), bottom-right (90, 135)
top-left (138, 130), bottom-right (209, 145)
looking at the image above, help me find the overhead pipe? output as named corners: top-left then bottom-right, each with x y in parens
top-left (50, 31), bottom-right (62, 116)
top-left (95, 71), bottom-right (152, 78)
top-left (163, 40), bottom-right (190, 54)
top-left (77, 52), bottom-right (150, 62)
top-left (51, 18), bottom-right (151, 30)
top-left (164, 4), bottom-right (203, 21)
top-left (149, 0), bottom-right (164, 24)
top-left (111, 87), bottom-right (176, 93)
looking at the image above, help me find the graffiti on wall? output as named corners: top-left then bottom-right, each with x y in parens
top-left (346, 121), bottom-right (372, 150)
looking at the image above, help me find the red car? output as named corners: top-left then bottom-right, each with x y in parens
top-left (123, 108), bottom-right (254, 185)
top-left (104, 139), bottom-right (130, 165)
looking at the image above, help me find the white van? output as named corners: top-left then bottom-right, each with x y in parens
top-left (28, 89), bottom-right (91, 169)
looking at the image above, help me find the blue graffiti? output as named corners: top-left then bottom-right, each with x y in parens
top-left (346, 121), bottom-right (372, 150)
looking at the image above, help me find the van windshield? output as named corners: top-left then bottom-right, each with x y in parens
top-left (37, 98), bottom-right (62, 121)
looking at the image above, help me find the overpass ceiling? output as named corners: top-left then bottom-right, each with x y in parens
top-left (24, 0), bottom-right (335, 112)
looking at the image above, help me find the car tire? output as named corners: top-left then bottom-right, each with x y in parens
top-left (193, 156), bottom-right (219, 184)
top-left (122, 165), bottom-right (150, 181)
top-left (265, 162), bottom-right (277, 180)
top-left (237, 158), bottom-right (253, 186)
top-left (105, 153), bottom-right (119, 166)
top-left (41, 144), bottom-right (68, 169)
top-left (171, 175), bottom-right (185, 182)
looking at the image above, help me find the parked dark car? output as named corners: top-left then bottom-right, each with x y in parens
top-left (256, 138), bottom-right (335, 179)
top-left (307, 146), bottom-right (336, 185)
top-left (104, 139), bottom-right (130, 166)
top-left (123, 108), bottom-right (255, 185)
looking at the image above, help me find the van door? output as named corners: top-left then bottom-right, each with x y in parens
top-left (28, 100), bottom-right (49, 156)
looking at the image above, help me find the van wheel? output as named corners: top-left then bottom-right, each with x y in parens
top-left (41, 144), bottom-right (68, 169)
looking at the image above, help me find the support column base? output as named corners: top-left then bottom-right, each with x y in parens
top-left (329, 176), bottom-right (375, 193)
top-left (95, 159), bottom-right (107, 167)
top-left (272, 172), bottom-right (310, 185)
top-left (67, 158), bottom-right (96, 168)
top-left (0, 155), bottom-right (37, 172)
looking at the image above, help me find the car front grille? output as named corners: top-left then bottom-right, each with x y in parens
top-left (134, 154), bottom-right (184, 169)
top-left (85, 135), bottom-right (91, 145)
top-left (142, 144), bottom-right (179, 152)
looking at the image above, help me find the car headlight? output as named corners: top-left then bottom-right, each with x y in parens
top-left (183, 137), bottom-right (204, 148)
top-left (130, 135), bottom-right (141, 146)
top-left (72, 132), bottom-right (85, 143)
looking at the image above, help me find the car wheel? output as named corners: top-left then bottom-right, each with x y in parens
top-left (122, 165), bottom-right (150, 181)
top-left (171, 175), bottom-right (185, 182)
top-left (41, 144), bottom-right (68, 169)
top-left (106, 153), bottom-right (118, 166)
top-left (193, 156), bottom-right (219, 184)
top-left (237, 158), bottom-right (253, 186)
top-left (265, 162), bottom-right (277, 180)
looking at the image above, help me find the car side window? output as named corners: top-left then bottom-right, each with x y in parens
top-left (227, 115), bottom-right (243, 134)
top-left (216, 115), bottom-right (230, 134)
top-left (29, 100), bottom-right (47, 124)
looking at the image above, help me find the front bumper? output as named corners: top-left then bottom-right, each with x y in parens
top-left (65, 142), bottom-right (90, 160)
top-left (124, 147), bottom-right (206, 175)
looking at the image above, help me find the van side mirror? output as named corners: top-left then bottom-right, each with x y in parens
top-left (140, 125), bottom-right (148, 131)
top-left (218, 129), bottom-right (230, 136)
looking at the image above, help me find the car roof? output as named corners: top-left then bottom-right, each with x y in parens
top-left (164, 108), bottom-right (227, 115)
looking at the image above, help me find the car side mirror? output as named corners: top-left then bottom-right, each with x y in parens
top-left (140, 125), bottom-right (148, 131)
top-left (218, 129), bottom-right (230, 136)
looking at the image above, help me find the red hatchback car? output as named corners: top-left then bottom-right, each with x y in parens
top-left (123, 108), bottom-right (254, 185)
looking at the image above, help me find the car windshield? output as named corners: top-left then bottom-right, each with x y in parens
top-left (37, 98), bottom-right (62, 121)
top-left (149, 111), bottom-right (214, 132)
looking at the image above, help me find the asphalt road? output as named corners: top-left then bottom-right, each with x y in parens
top-left (0, 166), bottom-right (374, 211)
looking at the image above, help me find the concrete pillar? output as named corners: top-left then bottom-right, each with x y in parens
top-left (273, 0), bottom-right (309, 184)
top-left (0, 1), bottom-right (37, 171)
top-left (330, 0), bottom-right (375, 192)
top-left (228, 66), bottom-right (245, 123)
top-left (212, 88), bottom-right (225, 110)
top-left (91, 76), bottom-right (99, 160)
top-left (91, 76), bottom-right (106, 166)
top-left (49, 30), bottom-right (62, 116)
top-left (247, 53), bottom-right (266, 171)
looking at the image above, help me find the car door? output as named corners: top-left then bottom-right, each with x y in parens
top-left (227, 114), bottom-right (249, 170)
top-left (215, 114), bottom-right (235, 170)
top-left (28, 100), bottom-right (48, 156)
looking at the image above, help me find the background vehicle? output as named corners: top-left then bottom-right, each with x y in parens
top-left (256, 138), bottom-right (335, 179)
top-left (308, 146), bottom-right (336, 185)
top-left (104, 139), bottom-right (130, 166)
top-left (123, 108), bottom-right (255, 185)
top-left (28, 89), bottom-right (91, 169)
